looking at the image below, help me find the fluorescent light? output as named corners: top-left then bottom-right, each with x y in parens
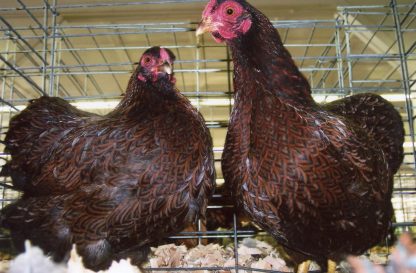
top-left (71, 100), bottom-right (120, 110)
top-left (403, 142), bottom-right (415, 148)
top-left (0, 100), bottom-right (122, 113)
top-left (313, 94), bottom-right (415, 103)
top-left (213, 147), bottom-right (224, 152)
top-left (313, 95), bottom-right (342, 103)
top-left (380, 94), bottom-right (407, 102)
top-left (0, 92), bottom-right (414, 114)
top-left (216, 178), bottom-right (225, 186)
top-left (214, 142), bottom-right (415, 151)
top-left (73, 98), bottom-right (236, 108)
top-left (0, 105), bottom-right (25, 112)
top-left (189, 98), bottom-right (234, 106)
top-left (0, 98), bottom-right (236, 113)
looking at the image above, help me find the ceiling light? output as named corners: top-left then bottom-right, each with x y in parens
top-left (0, 92), bottom-right (413, 114)
top-left (379, 94), bottom-right (413, 102)
top-left (189, 98), bottom-right (234, 106)
top-left (403, 142), bottom-right (416, 148)
top-left (0, 105), bottom-right (25, 112)
top-left (71, 100), bottom-right (120, 110)
top-left (313, 95), bottom-right (341, 103)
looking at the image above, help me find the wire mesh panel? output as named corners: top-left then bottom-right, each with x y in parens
top-left (339, 1), bottom-right (416, 231)
top-left (0, 0), bottom-right (415, 272)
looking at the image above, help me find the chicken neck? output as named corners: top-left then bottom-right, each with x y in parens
top-left (228, 5), bottom-right (315, 107)
top-left (110, 70), bottom-right (178, 117)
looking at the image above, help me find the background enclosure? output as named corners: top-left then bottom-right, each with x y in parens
top-left (0, 0), bottom-right (416, 270)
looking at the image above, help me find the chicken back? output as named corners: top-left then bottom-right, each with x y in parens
top-left (0, 46), bottom-right (215, 271)
top-left (197, 0), bottom-right (404, 269)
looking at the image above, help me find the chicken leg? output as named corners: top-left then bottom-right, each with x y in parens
top-left (327, 259), bottom-right (337, 273)
top-left (297, 260), bottom-right (311, 273)
top-left (297, 259), bottom-right (337, 273)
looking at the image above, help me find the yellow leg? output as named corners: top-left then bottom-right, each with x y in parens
top-left (297, 260), bottom-right (312, 273)
top-left (327, 259), bottom-right (337, 273)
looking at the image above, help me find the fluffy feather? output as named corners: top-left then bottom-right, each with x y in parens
top-left (0, 46), bottom-right (215, 271)
top-left (198, 0), bottom-right (404, 269)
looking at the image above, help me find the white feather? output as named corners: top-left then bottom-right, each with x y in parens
top-left (7, 242), bottom-right (142, 273)
top-left (8, 241), bottom-right (66, 273)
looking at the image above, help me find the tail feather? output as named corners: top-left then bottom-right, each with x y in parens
top-left (324, 93), bottom-right (404, 175)
top-left (0, 162), bottom-right (30, 192)
top-left (0, 162), bottom-right (10, 177)
top-left (0, 140), bottom-right (9, 153)
top-left (0, 196), bottom-right (73, 263)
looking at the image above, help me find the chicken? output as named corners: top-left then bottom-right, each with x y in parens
top-left (197, 0), bottom-right (404, 272)
top-left (0, 46), bottom-right (215, 271)
top-left (0, 97), bottom-right (98, 193)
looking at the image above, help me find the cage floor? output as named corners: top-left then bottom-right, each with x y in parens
top-left (0, 237), bottom-right (391, 273)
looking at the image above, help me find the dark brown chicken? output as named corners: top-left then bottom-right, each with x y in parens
top-left (0, 97), bottom-right (98, 193)
top-left (197, 0), bottom-right (404, 271)
top-left (0, 46), bottom-right (215, 270)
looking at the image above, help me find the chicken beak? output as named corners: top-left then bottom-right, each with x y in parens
top-left (162, 62), bottom-right (173, 75)
top-left (155, 62), bottom-right (173, 75)
top-left (196, 17), bottom-right (214, 36)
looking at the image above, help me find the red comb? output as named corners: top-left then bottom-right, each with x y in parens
top-left (160, 48), bottom-right (170, 61)
top-left (202, 0), bottom-right (217, 18)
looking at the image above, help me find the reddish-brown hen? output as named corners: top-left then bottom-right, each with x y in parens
top-left (198, 0), bottom-right (404, 271)
top-left (0, 46), bottom-right (215, 271)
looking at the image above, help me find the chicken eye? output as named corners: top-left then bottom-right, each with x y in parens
top-left (143, 57), bottom-right (152, 64)
top-left (226, 7), bottom-right (234, 15)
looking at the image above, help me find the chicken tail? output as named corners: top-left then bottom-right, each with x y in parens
top-left (0, 139), bottom-right (11, 154)
top-left (0, 196), bottom-right (72, 261)
top-left (0, 162), bottom-right (30, 193)
top-left (324, 93), bottom-right (404, 175)
top-left (0, 209), bottom-right (5, 228)
top-left (0, 162), bottom-right (10, 177)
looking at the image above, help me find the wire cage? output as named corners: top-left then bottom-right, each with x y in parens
top-left (0, 0), bottom-right (415, 272)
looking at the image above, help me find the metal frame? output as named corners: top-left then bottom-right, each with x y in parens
top-left (0, 0), bottom-right (415, 271)
top-left (340, 1), bottom-right (416, 227)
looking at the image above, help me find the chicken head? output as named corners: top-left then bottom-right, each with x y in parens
top-left (137, 46), bottom-right (176, 83)
top-left (196, 0), bottom-right (252, 43)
